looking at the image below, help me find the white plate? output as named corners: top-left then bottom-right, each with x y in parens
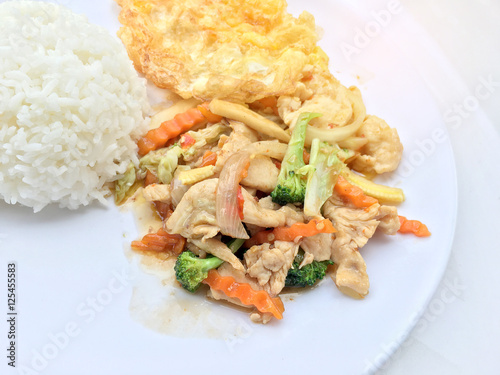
top-left (0, 1), bottom-right (457, 374)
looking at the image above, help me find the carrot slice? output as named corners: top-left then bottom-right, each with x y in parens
top-left (334, 175), bottom-right (378, 208)
top-left (138, 107), bottom-right (206, 156)
top-left (180, 133), bottom-right (196, 149)
top-left (398, 216), bottom-right (431, 237)
top-left (244, 229), bottom-right (275, 248)
top-left (245, 218), bottom-right (336, 248)
top-left (152, 201), bottom-right (174, 221)
top-left (144, 170), bottom-right (158, 186)
top-left (200, 150), bottom-right (218, 167)
top-left (250, 96), bottom-right (279, 116)
top-left (302, 149), bottom-right (310, 165)
top-left (197, 102), bottom-right (223, 123)
top-left (131, 228), bottom-right (186, 254)
top-left (273, 218), bottom-right (336, 241)
top-left (202, 269), bottom-right (285, 320)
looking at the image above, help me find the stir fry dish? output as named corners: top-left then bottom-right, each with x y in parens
top-left (114, 0), bottom-right (431, 324)
top-left (116, 98), bottom-right (429, 323)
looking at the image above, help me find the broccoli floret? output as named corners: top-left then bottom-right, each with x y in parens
top-left (270, 112), bottom-right (321, 205)
top-left (285, 250), bottom-right (333, 288)
top-left (174, 251), bottom-right (225, 293)
top-left (174, 238), bottom-right (245, 292)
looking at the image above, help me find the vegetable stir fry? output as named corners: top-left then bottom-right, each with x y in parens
top-left (116, 90), bottom-right (430, 323)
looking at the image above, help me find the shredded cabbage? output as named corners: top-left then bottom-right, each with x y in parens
top-left (304, 139), bottom-right (345, 217)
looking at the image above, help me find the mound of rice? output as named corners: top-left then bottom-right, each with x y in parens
top-left (0, 1), bottom-right (150, 212)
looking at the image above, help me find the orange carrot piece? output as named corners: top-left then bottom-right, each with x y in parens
top-left (197, 102), bottom-right (223, 123)
top-left (257, 96), bottom-right (277, 108)
top-left (245, 218), bottom-right (336, 247)
top-left (138, 107), bottom-right (206, 156)
top-left (152, 201), bottom-right (174, 221)
top-left (180, 133), bottom-right (196, 149)
top-left (251, 96), bottom-right (279, 116)
top-left (200, 150), bottom-right (218, 167)
top-left (244, 229), bottom-right (275, 248)
top-left (334, 175), bottom-right (378, 208)
top-left (131, 228), bottom-right (186, 254)
top-left (398, 216), bottom-right (431, 237)
top-left (273, 218), bottom-right (336, 242)
top-left (202, 269), bottom-right (285, 320)
top-left (144, 170), bottom-right (158, 186)
top-left (302, 149), bottom-right (310, 165)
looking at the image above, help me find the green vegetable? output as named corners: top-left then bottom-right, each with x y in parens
top-left (114, 162), bottom-right (136, 204)
top-left (270, 112), bottom-right (320, 205)
top-left (139, 145), bottom-right (182, 184)
top-left (285, 249), bottom-right (333, 288)
top-left (181, 124), bottom-right (229, 160)
top-left (303, 138), bottom-right (345, 217)
top-left (174, 238), bottom-right (245, 293)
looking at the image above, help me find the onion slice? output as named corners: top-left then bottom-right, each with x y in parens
top-left (305, 87), bottom-right (367, 146)
top-left (216, 151), bottom-right (251, 239)
top-left (170, 166), bottom-right (191, 207)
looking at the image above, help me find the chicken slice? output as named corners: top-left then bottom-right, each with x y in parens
top-left (241, 155), bottom-right (279, 193)
top-left (214, 122), bottom-right (257, 173)
top-left (241, 188), bottom-right (304, 228)
top-left (322, 197), bottom-right (381, 299)
top-left (277, 69), bottom-right (353, 130)
top-left (244, 240), bottom-right (299, 296)
top-left (329, 236), bottom-right (370, 299)
top-left (376, 205), bottom-right (400, 234)
top-left (350, 115), bottom-right (403, 175)
top-left (230, 120), bottom-right (259, 142)
top-left (165, 178), bottom-right (219, 241)
top-left (142, 183), bottom-right (171, 202)
top-left (300, 232), bottom-right (335, 262)
top-left (250, 312), bottom-right (274, 324)
top-left (326, 202), bottom-right (381, 250)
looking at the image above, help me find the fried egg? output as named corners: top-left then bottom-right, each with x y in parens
top-left (116, 0), bottom-right (324, 103)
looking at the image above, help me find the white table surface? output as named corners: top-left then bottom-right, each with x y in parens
top-left (375, 1), bottom-right (500, 374)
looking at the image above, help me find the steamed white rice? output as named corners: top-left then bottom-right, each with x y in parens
top-left (0, 1), bottom-right (150, 212)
